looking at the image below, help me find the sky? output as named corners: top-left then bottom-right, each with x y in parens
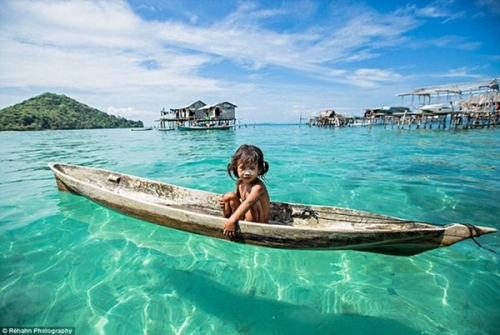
top-left (0, 0), bottom-right (499, 125)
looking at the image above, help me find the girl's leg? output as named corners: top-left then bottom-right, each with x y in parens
top-left (244, 199), bottom-right (264, 223)
top-left (221, 192), bottom-right (241, 218)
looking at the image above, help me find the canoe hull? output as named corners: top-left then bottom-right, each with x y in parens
top-left (48, 163), bottom-right (496, 256)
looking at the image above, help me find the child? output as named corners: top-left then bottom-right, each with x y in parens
top-left (219, 144), bottom-right (270, 237)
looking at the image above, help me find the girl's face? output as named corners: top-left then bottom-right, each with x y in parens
top-left (237, 162), bottom-right (259, 181)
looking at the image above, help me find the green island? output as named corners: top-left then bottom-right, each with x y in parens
top-left (0, 93), bottom-right (143, 131)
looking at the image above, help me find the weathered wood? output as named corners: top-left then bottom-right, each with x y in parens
top-left (48, 163), bottom-right (497, 256)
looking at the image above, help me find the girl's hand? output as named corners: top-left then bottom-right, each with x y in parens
top-left (219, 196), bottom-right (225, 211)
top-left (223, 219), bottom-right (236, 237)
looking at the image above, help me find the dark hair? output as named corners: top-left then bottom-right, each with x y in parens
top-left (227, 144), bottom-right (269, 180)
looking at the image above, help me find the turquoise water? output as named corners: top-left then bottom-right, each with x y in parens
top-left (1, 125), bottom-right (499, 334)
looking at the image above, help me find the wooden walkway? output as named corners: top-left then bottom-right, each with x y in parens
top-left (310, 111), bottom-right (499, 130)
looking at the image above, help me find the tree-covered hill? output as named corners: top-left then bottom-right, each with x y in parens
top-left (0, 93), bottom-right (143, 131)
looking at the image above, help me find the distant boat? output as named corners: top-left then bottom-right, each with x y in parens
top-left (131, 127), bottom-right (152, 131)
top-left (177, 124), bottom-right (233, 131)
top-left (420, 104), bottom-right (454, 114)
top-left (48, 163), bottom-right (497, 256)
top-left (349, 119), bottom-right (373, 127)
top-left (379, 106), bottom-right (412, 114)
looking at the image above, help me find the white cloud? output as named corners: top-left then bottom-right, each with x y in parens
top-left (402, 2), bottom-right (466, 22)
top-left (107, 106), bottom-right (155, 123)
top-left (435, 67), bottom-right (483, 79)
top-left (348, 69), bottom-right (403, 88)
top-left (477, 0), bottom-right (500, 14)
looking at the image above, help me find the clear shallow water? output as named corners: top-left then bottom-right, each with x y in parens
top-left (1, 125), bottom-right (499, 335)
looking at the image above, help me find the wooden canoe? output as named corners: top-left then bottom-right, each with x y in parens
top-left (48, 163), bottom-right (497, 256)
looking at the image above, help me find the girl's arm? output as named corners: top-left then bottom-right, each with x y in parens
top-left (232, 183), bottom-right (264, 219)
top-left (223, 183), bottom-right (264, 236)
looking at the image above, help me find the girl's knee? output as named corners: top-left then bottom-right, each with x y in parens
top-left (222, 191), bottom-right (238, 202)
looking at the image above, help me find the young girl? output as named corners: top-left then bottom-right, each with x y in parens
top-left (219, 144), bottom-right (270, 237)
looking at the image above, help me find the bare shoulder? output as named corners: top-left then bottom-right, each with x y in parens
top-left (255, 180), bottom-right (270, 200)
top-left (253, 179), bottom-right (267, 191)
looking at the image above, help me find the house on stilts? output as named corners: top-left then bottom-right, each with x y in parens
top-left (157, 101), bottom-right (237, 131)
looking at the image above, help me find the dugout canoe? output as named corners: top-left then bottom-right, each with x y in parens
top-left (48, 163), bottom-right (497, 256)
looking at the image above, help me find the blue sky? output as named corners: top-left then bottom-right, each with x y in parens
top-left (0, 0), bottom-right (499, 124)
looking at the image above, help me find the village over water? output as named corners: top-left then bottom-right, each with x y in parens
top-left (310, 78), bottom-right (500, 130)
top-left (153, 78), bottom-right (499, 131)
